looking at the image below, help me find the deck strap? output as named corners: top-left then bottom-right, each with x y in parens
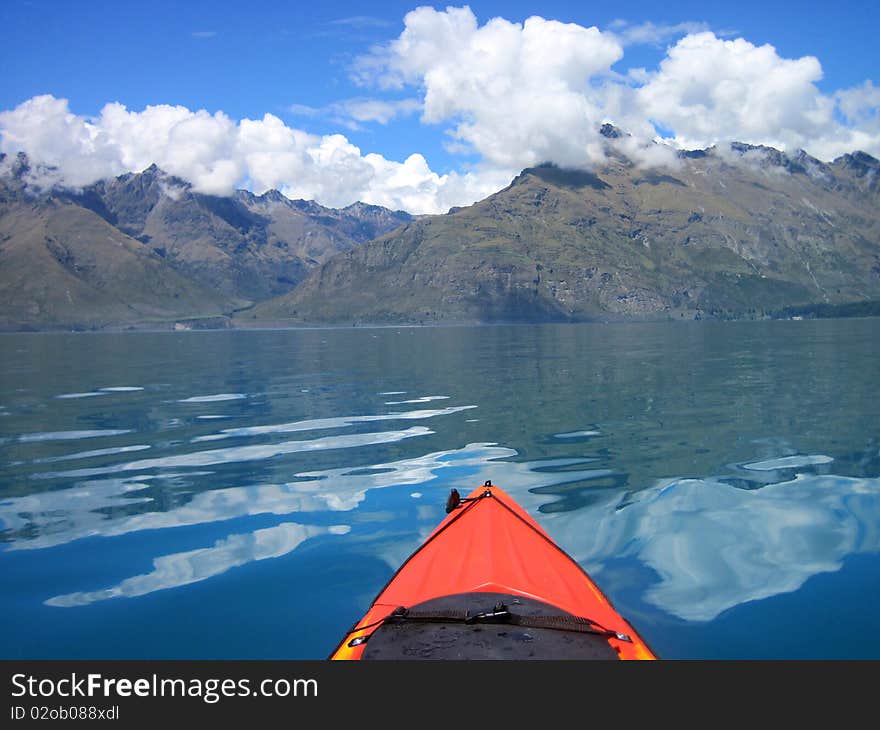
top-left (388, 604), bottom-right (630, 640)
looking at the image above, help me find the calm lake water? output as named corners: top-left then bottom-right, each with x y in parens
top-left (1, 319), bottom-right (879, 659)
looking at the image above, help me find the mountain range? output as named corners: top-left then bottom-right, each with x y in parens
top-left (248, 138), bottom-right (880, 325)
top-left (0, 153), bottom-right (412, 330)
top-left (2, 136), bottom-right (879, 331)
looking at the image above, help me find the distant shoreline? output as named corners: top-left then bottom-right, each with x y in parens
top-left (3, 304), bottom-right (879, 334)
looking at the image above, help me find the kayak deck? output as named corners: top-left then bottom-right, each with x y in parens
top-left (360, 592), bottom-right (621, 659)
top-left (331, 482), bottom-right (656, 660)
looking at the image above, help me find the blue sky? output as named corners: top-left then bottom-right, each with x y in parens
top-left (1, 1), bottom-right (878, 212)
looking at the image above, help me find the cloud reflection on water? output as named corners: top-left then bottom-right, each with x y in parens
top-left (32, 426), bottom-right (433, 480)
top-left (192, 405), bottom-right (475, 443)
top-left (527, 470), bottom-right (880, 622)
top-left (46, 522), bottom-right (350, 607)
top-left (1, 443), bottom-right (600, 551)
top-left (4, 422), bottom-right (879, 624)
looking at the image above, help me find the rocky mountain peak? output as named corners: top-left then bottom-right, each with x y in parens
top-left (259, 189), bottom-right (289, 204)
top-left (599, 123), bottom-right (623, 139)
top-left (5, 151), bottom-right (32, 178)
top-left (342, 201), bottom-right (378, 215)
top-left (0, 151), bottom-right (67, 194)
top-left (514, 163), bottom-right (611, 191)
top-left (728, 142), bottom-right (811, 174)
top-left (833, 150), bottom-right (880, 175)
top-left (289, 198), bottom-right (326, 215)
top-left (341, 200), bottom-right (412, 221)
top-left (678, 147), bottom-right (712, 159)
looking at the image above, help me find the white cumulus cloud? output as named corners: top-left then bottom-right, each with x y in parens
top-left (357, 7), bottom-right (880, 165)
top-left (634, 32), bottom-right (832, 151)
top-left (0, 95), bottom-right (502, 213)
top-left (2, 7), bottom-right (879, 216)
top-left (359, 6), bottom-right (626, 171)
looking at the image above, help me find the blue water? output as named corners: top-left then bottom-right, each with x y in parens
top-left (1, 319), bottom-right (879, 659)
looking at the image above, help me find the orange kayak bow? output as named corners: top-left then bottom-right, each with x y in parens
top-left (330, 481), bottom-right (656, 660)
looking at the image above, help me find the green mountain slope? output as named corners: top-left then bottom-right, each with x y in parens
top-left (0, 194), bottom-right (229, 331)
top-left (245, 144), bottom-right (880, 325)
top-left (0, 155), bottom-right (413, 330)
top-left (79, 165), bottom-right (413, 304)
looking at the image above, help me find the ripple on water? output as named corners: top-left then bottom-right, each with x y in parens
top-left (553, 430), bottom-right (601, 439)
top-left (32, 426), bottom-right (435, 480)
top-left (384, 395), bottom-right (450, 405)
top-left (192, 404), bottom-right (476, 442)
top-left (32, 444), bottom-right (151, 464)
top-left (177, 393), bottom-right (247, 403)
top-left (742, 454), bottom-right (834, 470)
top-left (16, 429), bottom-right (133, 443)
top-left (55, 387), bottom-right (144, 399)
top-left (1, 443), bottom-right (603, 553)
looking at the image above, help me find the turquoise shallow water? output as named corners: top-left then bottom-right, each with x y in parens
top-left (1, 319), bottom-right (879, 659)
